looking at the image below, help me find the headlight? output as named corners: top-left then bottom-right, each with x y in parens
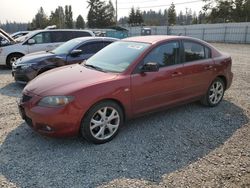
top-left (38, 96), bottom-right (74, 107)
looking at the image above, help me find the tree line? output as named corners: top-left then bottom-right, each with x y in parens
top-left (0, 0), bottom-right (249, 33)
top-left (121, 0), bottom-right (250, 26)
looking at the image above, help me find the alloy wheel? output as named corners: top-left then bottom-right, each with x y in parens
top-left (90, 106), bottom-right (120, 140)
top-left (208, 81), bottom-right (224, 105)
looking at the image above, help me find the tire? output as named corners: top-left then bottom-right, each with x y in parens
top-left (201, 77), bottom-right (225, 107)
top-left (81, 101), bottom-right (124, 144)
top-left (7, 53), bottom-right (23, 68)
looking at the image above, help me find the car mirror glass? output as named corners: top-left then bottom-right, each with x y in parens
top-left (70, 49), bottom-right (82, 57)
top-left (27, 39), bottom-right (35, 45)
top-left (141, 62), bottom-right (159, 73)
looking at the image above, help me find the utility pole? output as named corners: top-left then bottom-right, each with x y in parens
top-left (116, 0), bottom-right (118, 25)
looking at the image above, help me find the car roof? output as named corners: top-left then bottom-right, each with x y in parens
top-left (70, 36), bottom-right (119, 43)
top-left (122, 35), bottom-right (201, 44)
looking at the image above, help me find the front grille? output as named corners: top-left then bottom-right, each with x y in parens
top-left (22, 94), bottom-right (32, 103)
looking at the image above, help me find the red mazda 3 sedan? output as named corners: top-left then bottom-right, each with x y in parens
top-left (18, 36), bottom-right (233, 144)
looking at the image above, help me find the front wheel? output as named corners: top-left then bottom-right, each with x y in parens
top-left (201, 77), bottom-right (225, 107)
top-left (7, 53), bottom-right (23, 68)
top-left (81, 101), bottom-right (123, 144)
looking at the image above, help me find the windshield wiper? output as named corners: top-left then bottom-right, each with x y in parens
top-left (84, 64), bottom-right (107, 72)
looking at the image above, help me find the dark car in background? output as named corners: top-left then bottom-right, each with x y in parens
top-left (12, 37), bottom-right (118, 83)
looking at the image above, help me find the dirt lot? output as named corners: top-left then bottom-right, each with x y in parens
top-left (0, 43), bottom-right (249, 188)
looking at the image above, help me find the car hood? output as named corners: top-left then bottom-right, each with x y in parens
top-left (0, 28), bottom-right (15, 42)
top-left (17, 51), bottom-right (58, 64)
top-left (24, 64), bottom-right (118, 96)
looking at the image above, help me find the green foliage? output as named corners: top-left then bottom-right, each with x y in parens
top-left (0, 22), bottom-right (28, 33)
top-left (87, 0), bottom-right (115, 28)
top-left (168, 3), bottom-right (176, 25)
top-left (30, 7), bottom-right (48, 29)
top-left (49, 6), bottom-right (65, 28)
top-left (128, 7), bottom-right (143, 26)
top-left (203, 0), bottom-right (250, 23)
top-left (76, 15), bottom-right (85, 29)
top-left (65, 5), bottom-right (73, 28)
top-left (141, 10), bottom-right (168, 26)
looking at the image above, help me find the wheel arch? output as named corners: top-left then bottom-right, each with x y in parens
top-left (6, 52), bottom-right (25, 65)
top-left (217, 75), bottom-right (227, 89)
top-left (87, 98), bottom-right (126, 121)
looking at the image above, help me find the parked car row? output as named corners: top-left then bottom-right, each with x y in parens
top-left (12, 37), bottom-right (118, 83)
top-left (0, 29), bottom-right (94, 67)
top-left (16, 35), bottom-right (233, 144)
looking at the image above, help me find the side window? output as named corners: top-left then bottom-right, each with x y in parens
top-left (77, 42), bottom-right (104, 55)
top-left (51, 31), bottom-right (65, 42)
top-left (31, 32), bottom-right (51, 44)
top-left (183, 41), bottom-right (210, 62)
top-left (73, 31), bottom-right (91, 38)
top-left (144, 41), bottom-right (180, 68)
top-left (103, 41), bottom-right (113, 48)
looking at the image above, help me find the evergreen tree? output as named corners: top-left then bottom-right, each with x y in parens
top-left (49, 6), bottom-right (65, 28)
top-left (76, 15), bottom-right (85, 29)
top-left (168, 3), bottom-right (176, 25)
top-left (30, 7), bottom-right (48, 29)
top-left (87, 0), bottom-right (114, 28)
top-left (135, 8), bottom-right (143, 25)
top-left (202, 0), bottom-right (250, 23)
top-left (105, 0), bottom-right (116, 26)
top-left (177, 11), bottom-right (184, 25)
top-left (128, 7), bottom-right (136, 26)
top-left (65, 5), bottom-right (73, 28)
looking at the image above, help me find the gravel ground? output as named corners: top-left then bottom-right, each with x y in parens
top-left (0, 43), bottom-right (249, 188)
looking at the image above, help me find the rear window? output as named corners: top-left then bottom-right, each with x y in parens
top-left (183, 41), bottom-right (211, 62)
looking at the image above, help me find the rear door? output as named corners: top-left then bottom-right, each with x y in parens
top-left (131, 40), bottom-right (186, 115)
top-left (181, 40), bottom-right (214, 99)
top-left (50, 31), bottom-right (66, 49)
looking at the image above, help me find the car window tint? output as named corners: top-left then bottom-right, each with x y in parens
top-left (31, 32), bottom-right (51, 44)
top-left (73, 31), bottom-right (92, 38)
top-left (183, 41), bottom-right (209, 62)
top-left (102, 41), bottom-right (113, 48)
top-left (78, 42), bottom-right (104, 54)
top-left (51, 31), bottom-right (65, 42)
top-left (144, 41), bottom-right (180, 67)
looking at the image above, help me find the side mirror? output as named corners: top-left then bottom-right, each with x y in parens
top-left (141, 62), bottom-right (159, 73)
top-left (70, 49), bottom-right (82, 57)
top-left (27, 39), bottom-right (35, 45)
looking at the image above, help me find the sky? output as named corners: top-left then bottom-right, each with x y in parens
top-left (0, 0), bottom-right (205, 23)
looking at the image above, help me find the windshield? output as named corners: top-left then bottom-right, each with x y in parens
top-left (85, 41), bottom-right (150, 73)
top-left (52, 38), bottom-right (82, 55)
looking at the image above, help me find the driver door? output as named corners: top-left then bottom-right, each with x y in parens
top-left (27, 32), bottom-right (53, 53)
top-left (66, 41), bottom-right (108, 64)
top-left (131, 41), bottom-right (186, 115)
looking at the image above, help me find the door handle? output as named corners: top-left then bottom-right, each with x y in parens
top-left (171, 72), bottom-right (183, 77)
top-left (204, 65), bottom-right (213, 70)
top-left (46, 45), bottom-right (53, 48)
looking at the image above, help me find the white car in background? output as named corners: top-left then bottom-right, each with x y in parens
top-left (0, 29), bottom-right (95, 67)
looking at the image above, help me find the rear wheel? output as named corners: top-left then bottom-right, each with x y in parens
top-left (201, 77), bottom-right (225, 107)
top-left (7, 53), bottom-right (23, 68)
top-left (81, 101), bottom-right (123, 144)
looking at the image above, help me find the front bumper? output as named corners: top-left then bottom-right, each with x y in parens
top-left (18, 91), bottom-right (83, 137)
top-left (12, 66), bottom-right (37, 83)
